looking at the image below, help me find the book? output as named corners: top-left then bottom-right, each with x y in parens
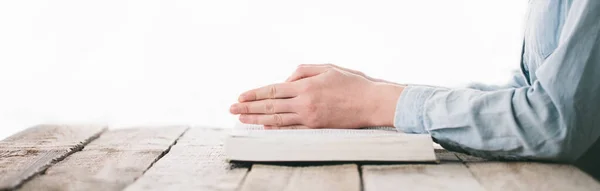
top-left (225, 124), bottom-right (437, 163)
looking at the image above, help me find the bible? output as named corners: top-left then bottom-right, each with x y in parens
top-left (225, 124), bottom-right (437, 163)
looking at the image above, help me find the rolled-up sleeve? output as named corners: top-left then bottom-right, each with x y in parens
top-left (394, 0), bottom-right (600, 162)
top-left (394, 86), bottom-right (437, 134)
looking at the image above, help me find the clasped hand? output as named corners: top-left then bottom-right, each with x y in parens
top-left (230, 64), bottom-right (404, 129)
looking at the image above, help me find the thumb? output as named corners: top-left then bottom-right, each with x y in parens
top-left (285, 65), bottom-right (330, 82)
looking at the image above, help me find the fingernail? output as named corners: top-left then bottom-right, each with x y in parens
top-left (238, 94), bottom-right (247, 102)
top-left (239, 115), bottom-right (248, 122)
top-left (230, 104), bottom-right (238, 114)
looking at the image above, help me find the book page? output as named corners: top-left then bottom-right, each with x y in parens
top-left (232, 123), bottom-right (399, 137)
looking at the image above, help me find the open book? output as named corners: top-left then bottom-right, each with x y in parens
top-left (225, 124), bottom-right (437, 163)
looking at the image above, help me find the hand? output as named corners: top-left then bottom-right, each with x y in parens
top-left (230, 65), bottom-right (405, 129)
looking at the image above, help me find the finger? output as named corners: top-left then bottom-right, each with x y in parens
top-left (285, 65), bottom-right (330, 82)
top-left (264, 125), bottom-right (311, 130)
top-left (230, 99), bottom-right (293, 114)
top-left (239, 113), bottom-right (301, 126)
top-left (239, 83), bottom-right (298, 102)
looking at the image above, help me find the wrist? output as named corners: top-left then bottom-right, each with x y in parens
top-left (366, 82), bottom-right (405, 127)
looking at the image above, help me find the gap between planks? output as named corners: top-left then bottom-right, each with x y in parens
top-left (132, 128), bottom-right (190, 182)
top-left (357, 163), bottom-right (364, 191)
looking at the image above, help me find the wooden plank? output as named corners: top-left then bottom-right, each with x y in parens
top-left (226, 131), bottom-right (436, 162)
top-left (0, 125), bottom-right (106, 190)
top-left (362, 164), bottom-right (485, 191)
top-left (466, 162), bottom-right (600, 191)
top-left (124, 128), bottom-right (250, 191)
top-left (17, 126), bottom-right (187, 191)
top-left (361, 149), bottom-right (485, 191)
top-left (240, 164), bottom-right (360, 191)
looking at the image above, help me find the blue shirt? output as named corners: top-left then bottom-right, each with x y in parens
top-left (394, 0), bottom-right (600, 176)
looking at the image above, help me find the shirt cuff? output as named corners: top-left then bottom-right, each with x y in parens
top-left (393, 86), bottom-right (437, 134)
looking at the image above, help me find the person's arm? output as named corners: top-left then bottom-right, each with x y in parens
top-left (395, 0), bottom-right (600, 162)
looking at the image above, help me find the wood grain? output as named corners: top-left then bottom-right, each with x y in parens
top-left (17, 126), bottom-right (187, 191)
top-left (466, 162), bottom-right (600, 191)
top-left (226, 133), bottom-right (436, 162)
top-left (0, 125), bottom-right (106, 190)
top-left (361, 149), bottom-right (485, 191)
top-left (240, 164), bottom-right (360, 191)
top-left (125, 128), bottom-right (250, 191)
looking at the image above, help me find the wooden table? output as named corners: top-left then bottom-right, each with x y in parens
top-left (1, 125), bottom-right (599, 191)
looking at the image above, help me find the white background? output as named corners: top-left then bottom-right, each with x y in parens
top-left (0, 0), bottom-right (527, 139)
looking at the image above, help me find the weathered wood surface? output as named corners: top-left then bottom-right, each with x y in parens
top-left (125, 128), bottom-right (249, 191)
top-left (362, 149), bottom-right (485, 191)
top-left (3, 126), bottom-right (600, 191)
top-left (226, 133), bottom-right (436, 162)
top-left (466, 162), bottom-right (600, 191)
top-left (240, 164), bottom-right (360, 191)
top-left (18, 126), bottom-right (187, 191)
top-left (0, 125), bottom-right (106, 190)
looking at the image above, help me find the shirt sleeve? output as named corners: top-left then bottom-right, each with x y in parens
top-left (394, 0), bottom-right (600, 162)
top-left (465, 70), bottom-right (529, 91)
